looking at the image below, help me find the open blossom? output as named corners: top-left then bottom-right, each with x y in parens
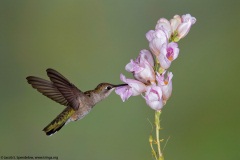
top-left (155, 18), bottom-right (172, 39)
top-left (156, 72), bottom-right (173, 101)
top-left (158, 42), bottom-right (179, 69)
top-left (144, 85), bottom-right (164, 111)
top-left (125, 50), bottom-right (155, 84)
top-left (115, 74), bottom-right (146, 102)
top-left (170, 14), bottom-right (196, 41)
top-left (146, 29), bottom-right (168, 56)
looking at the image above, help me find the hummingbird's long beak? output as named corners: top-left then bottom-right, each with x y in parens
top-left (112, 84), bottom-right (128, 88)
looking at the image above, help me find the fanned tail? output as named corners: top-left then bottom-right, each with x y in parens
top-left (43, 107), bottom-right (75, 136)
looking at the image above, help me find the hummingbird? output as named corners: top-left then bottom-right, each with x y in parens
top-left (26, 68), bottom-right (127, 136)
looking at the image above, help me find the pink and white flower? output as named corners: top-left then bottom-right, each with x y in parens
top-left (125, 50), bottom-right (155, 84)
top-left (158, 42), bottom-right (179, 69)
top-left (144, 85), bottom-right (164, 111)
top-left (115, 74), bottom-right (146, 102)
top-left (170, 15), bottom-right (182, 34)
top-left (170, 14), bottom-right (196, 41)
top-left (115, 14), bottom-right (196, 111)
top-left (146, 29), bottom-right (168, 56)
top-left (156, 72), bottom-right (173, 101)
top-left (155, 18), bottom-right (172, 39)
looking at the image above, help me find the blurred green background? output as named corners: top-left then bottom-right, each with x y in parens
top-left (0, 0), bottom-right (239, 160)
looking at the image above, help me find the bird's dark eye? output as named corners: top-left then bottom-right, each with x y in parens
top-left (106, 86), bottom-right (112, 90)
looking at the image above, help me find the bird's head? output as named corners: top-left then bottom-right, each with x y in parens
top-left (93, 83), bottom-right (127, 100)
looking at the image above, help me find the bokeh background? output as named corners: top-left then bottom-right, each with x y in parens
top-left (0, 0), bottom-right (239, 160)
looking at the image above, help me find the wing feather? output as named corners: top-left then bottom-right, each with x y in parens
top-left (26, 76), bottom-right (68, 106)
top-left (46, 68), bottom-right (83, 110)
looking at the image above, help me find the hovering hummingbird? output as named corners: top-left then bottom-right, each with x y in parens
top-left (26, 68), bottom-right (127, 136)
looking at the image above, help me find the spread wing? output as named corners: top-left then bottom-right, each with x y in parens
top-left (46, 68), bottom-right (84, 110)
top-left (26, 68), bottom-right (84, 110)
top-left (26, 76), bottom-right (69, 106)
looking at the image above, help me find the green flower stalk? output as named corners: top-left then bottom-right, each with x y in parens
top-left (155, 110), bottom-right (164, 160)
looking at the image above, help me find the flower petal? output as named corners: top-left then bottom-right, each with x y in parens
top-left (139, 49), bottom-right (154, 67)
top-left (144, 85), bottom-right (164, 111)
top-left (126, 50), bottom-right (155, 84)
top-left (120, 74), bottom-right (127, 83)
top-left (177, 21), bottom-right (192, 39)
top-left (158, 45), bottom-right (171, 69)
top-left (170, 15), bottom-right (181, 32)
top-left (182, 14), bottom-right (196, 24)
top-left (146, 30), bottom-right (155, 42)
top-left (127, 79), bottom-right (146, 96)
top-left (125, 60), bottom-right (144, 73)
top-left (156, 72), bottom-right (173, 101)
top-left (155, 18), bottom-right (172, 39)
top-left (115, 86), bottom-right (132, 102)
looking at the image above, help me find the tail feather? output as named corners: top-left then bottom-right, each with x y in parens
top-left (43, 107), bottom-right (75, 136)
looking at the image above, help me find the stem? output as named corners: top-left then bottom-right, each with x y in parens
top-left (149, 135), bottom-right (158, 160)
top-left (154, 58), bottom-right (159, 72)
top-left (149, 54), bottom-right (164, 160)
top-left (155, 110), bottom-right (164, 160)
